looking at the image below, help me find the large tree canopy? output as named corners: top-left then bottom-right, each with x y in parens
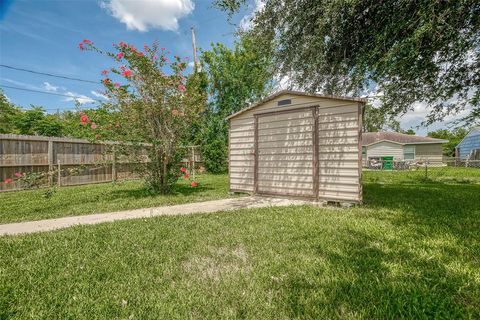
top-left (197, 34), bottom-right (273, 173)
top-left (215, 0), bottom-right (480, 125)
top-left (428, 127), bottom-right (469, 157)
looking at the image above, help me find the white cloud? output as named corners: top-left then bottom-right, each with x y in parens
top-left (64, 91), bottom-right (95, 104)
top-left (91, 90), bottom-right (110, 100)
top-left (43, 82), bottom-right (58, 92)
top-left (3, 78), bottom-right (43, 91)
top-left (101, 0), bottom-right (194, 32)
top-left (239, 0), bottom-right (264, 31)
top-left (362, 86), bottom-right (471, 135)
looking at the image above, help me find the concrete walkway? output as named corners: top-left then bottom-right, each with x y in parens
top-left (0, 196), bottom-right (311, 236)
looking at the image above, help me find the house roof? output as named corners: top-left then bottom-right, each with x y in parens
top-left (226, 90), bottom-right (367, 120)
top-left (362, 132), bottom-right (448, 146)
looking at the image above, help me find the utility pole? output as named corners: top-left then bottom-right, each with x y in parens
top-left (191, 27), bottom-right (197, 72)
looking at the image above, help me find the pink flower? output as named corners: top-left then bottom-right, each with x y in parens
top-left (90, 123), bottom-right (97, 129)
top-left (121, 69), bottom-right (132, 77)
top-left (102, 78), bottom-right (111, 85)
top-left (119, 41), bottom-right (127, 48)
top-left (184, 173), bottom-right (190, 179)
top-left (180, 167), bottom-right (187, 173)
top-left (14, 172), bottom-right (22, 177)
top-left (80, 114), bottom-right (89, 124)
top-left (101, 69), bottom-right (109, 75)
top-left (78, 43), bottom-right (85, 50)
top-left (83, 39), bottom-right (92, 44)
top-left (4, 178), bottom-right (12, 184)
top-left (161, 56), bottom-right (167, 61)
top-left (161, 47), bottom-right (165, 51)
top-left (143, 44), bottom-right (149, 51)
top-left (114, 82), bottom-right (120, 87)
top-left (177, 84), bottom-right (186, 92)
top-left (172, 109), bottom-right (179, 116)
top-left (190, 181), bottom-right (197, 187)
top-left (116, 52), bottom-right (124, 59)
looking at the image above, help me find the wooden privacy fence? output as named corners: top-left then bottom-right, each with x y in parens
top-left (0, 134), bottom-right (204, 192)
top-left (0, 134), bottom-right (138, 192)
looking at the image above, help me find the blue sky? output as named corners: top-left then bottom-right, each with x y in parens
top-left (0, 0), bottom-right (463, 134)
top-left (0, 0), bottom-right (252, 112)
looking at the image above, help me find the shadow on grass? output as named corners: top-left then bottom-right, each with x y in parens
top-left (276, 181), bottom-right (479, 317)
top-left (284, 228), bottom-right (479, 318)
top-left (107, 181), bottom-right (217, 200)
top-left (363, 182), bottom-right (480, 247)
top-left (363, 181), bottom-right (480, 216)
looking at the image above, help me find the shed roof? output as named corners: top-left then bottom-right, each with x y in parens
top-left (362, 132), bottom-right (448, 146)
top-left (226, 90), bottom-right (367, 120)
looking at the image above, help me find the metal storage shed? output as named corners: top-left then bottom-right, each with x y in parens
top-left (227, 90), bottom-right (366, 203)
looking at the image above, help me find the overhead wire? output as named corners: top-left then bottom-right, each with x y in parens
top-left (1, 15), bottom-right (234, 111)
top-left (0, 64), bottom-right (99, 84)
top-left (0, 85), bottom-right (102, 103)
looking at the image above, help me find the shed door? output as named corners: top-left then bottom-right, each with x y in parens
top-left (255, 107), bottom-right (317, 198)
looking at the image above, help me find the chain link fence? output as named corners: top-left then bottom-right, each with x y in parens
top-left (363, 157), bottom-right (480, 184)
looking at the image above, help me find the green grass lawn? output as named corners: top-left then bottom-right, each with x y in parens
top-left (1, 169), bottom-right (480, 318)
top-left (363, 166), bottom-right (480, 185)
top-left (0, 174), bottom-right (235, 224)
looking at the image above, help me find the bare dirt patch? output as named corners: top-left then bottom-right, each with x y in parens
top-left (183, 245), bottom-right (251, 281)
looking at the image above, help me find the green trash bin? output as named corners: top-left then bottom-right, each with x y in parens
top-left (381, 156), bottom-right (394, 170)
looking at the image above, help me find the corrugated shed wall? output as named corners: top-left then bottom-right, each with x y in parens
top-left (256, 108), bottom-right (315, 197)
top-left (229, 93), bottom-right (362, 202)
top-left (317, 103), bottom-right (361, 202)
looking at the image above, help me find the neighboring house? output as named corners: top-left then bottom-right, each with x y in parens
top-left (455, 127), bottom-right (480, 160)
top-left (362, 132), bottom-right (448, 165)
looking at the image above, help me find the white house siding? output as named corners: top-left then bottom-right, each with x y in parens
top-left (414, 143), bottom-right (443, 163)
top-left (229, 92), bottom-right (363, 203)
top-left (365, 141), bottom-right (404, 160)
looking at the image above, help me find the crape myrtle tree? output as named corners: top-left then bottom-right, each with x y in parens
top-left (79, 39), bottom-right (205, 193)
top-left (215, 0), bottom-right (480, 125)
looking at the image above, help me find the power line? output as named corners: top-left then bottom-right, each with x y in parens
top-left (0, 85), bottom-right (102, 103)
top-left (0, 64), bottom-right (99, 84)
